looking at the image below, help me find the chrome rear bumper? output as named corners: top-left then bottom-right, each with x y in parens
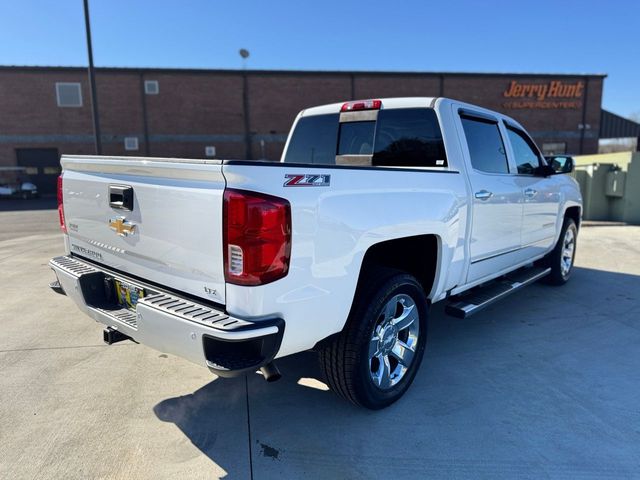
top-left (49, 255), bottom-right (284, 377)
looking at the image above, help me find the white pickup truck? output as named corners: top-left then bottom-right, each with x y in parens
top-left (50, 97), bottom-right (581, 409)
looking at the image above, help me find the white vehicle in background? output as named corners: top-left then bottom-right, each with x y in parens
top-left (50, 97), bottom-right (581, 409)
top-left (0, 167), bottom-right (38, 199)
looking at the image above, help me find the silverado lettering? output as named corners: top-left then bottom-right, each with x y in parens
top-left (70, 244), bottom-right (103, 261)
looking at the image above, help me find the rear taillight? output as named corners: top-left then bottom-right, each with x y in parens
top-left (340, 99), bottom-right (382, 112)
top-left (57, 174), bottom-right (67, 233)
top-left (223, 189), bottom-right (291, 286)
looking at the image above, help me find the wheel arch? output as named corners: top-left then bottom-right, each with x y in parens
top-left (313, 234), bottom-right (440, 351)
top-left (564, 205), bottom-right (582, 229)
top-left (358, 234), bottom-right (441, 300)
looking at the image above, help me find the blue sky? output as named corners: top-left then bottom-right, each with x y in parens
top-left (0, 0), bottom-right (638, 117)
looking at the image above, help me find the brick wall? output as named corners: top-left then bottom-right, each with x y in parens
top-left (0, 67), bottom-right (605, 170)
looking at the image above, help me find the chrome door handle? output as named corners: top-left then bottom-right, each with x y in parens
top-left (524, 188), bottom-right (537, 198)
top-left (474, 190), bottom-right (493, 200)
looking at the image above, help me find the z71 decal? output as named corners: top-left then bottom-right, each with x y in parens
top-left (283, 174), bottom-right (331, 187)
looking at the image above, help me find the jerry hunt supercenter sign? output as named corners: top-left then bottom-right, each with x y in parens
top-left (502, 80), bottom-right (584, 109)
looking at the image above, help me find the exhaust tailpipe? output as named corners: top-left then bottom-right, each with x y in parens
top-left (259, 362), bottom-right (282, 382)
top-left (49, 279), bottom-right (66, 296)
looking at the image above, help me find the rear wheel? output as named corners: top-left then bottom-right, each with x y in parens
top-left (542, 217), bottom-right (578, 285)
top-left (319, 270), bottom-right (428, 409)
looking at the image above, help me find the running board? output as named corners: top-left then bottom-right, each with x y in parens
top-left (445, 267), bottom-right (551, 319)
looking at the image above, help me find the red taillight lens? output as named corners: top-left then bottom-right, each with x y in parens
top-left (57, 174), bottom-right (67, 233)
top-left (340, 99), bottom-right (382, 112)
top-left (223, 189), bottom-right (291, 286)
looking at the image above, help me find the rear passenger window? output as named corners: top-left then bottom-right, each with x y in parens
top-left (372, 108), bottom-right (447, 167)
top-left (506, 127), bottom-right (542, 175)
top-left (283, 114), bottom-right (339, 164)
top-left (461, 116), bottom-right (509, 174)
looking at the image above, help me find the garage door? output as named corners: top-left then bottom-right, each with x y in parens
top-left (16, 148), bottom-right (60, 196)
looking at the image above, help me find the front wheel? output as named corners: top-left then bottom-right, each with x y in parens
top-left (319, 270), bottom-right (428, 409)
top-left (543, 217), bottom-right (578, 285)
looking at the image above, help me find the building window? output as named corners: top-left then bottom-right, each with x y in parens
top-left (144, 80), bottom-right (159, 95)
top-left (205, 146), bottom-right (216, 157)
top-left (541, 142), bottom-right (567, 155)
top-left (56, 82), bottom-right (83, 107)
top-left (124, 137), bottom-right (139, 151)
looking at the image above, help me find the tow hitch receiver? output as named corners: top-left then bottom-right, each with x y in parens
top-left (103, 327), bottom-right (131, 345)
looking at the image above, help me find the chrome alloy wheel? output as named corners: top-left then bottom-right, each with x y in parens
top-left (560, 226), bottom-right (576, 277)
top-left (368, 294), bottom-right (420, 390)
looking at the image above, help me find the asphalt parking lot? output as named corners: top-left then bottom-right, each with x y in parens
top-left (1, 200), bottom-right (639, 479)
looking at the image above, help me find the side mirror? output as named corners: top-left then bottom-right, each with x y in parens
top-left (561, 156), bottom-right (574, 173)
top-left (545, 156), bottom-right (575, 174)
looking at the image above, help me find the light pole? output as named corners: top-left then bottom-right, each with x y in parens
top-left (240, 49), bottom-right (251, 159)
top-left (83, 0), bottom-right (102, 154)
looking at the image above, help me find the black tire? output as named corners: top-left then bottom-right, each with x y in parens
top-left (319, 269), bottom-right (429, 409)
top-left (542, 217), bottom-right (578, 285)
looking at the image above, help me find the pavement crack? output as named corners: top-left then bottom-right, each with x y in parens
top-left (245, 375), bottom-right (254, 480)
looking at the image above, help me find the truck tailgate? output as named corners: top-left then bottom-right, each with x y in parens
top-left (61, 156), bottom-right (227, 304)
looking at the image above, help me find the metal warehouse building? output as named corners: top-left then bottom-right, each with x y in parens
top-left (0, 66), bottom-right (609, 194)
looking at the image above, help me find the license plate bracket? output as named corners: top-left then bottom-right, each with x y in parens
top-left (114, 279), bottom-right (145, 310)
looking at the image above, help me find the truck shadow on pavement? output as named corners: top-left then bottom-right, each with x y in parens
top-left (153, 266), bottom-right (640, 478)
top-left (152, 351), bottom-right (339, 477)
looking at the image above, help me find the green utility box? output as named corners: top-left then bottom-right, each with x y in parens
top-left (573, 152), bottom-right (640, 224)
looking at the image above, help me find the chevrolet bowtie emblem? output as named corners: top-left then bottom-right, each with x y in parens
top-left (109, 217), bottom-right (136, 237)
